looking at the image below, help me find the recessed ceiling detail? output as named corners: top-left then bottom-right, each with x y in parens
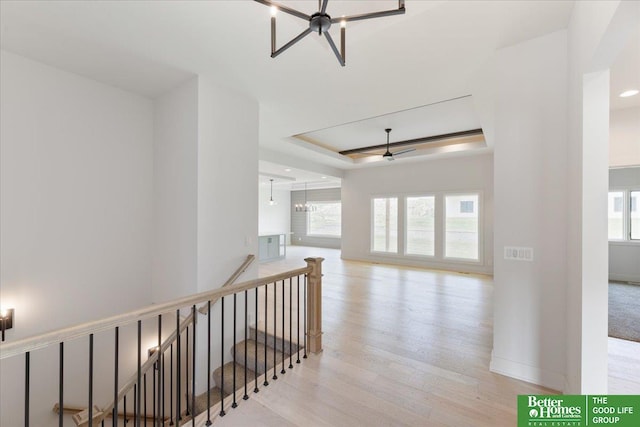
top-left (292, 95), bottom-right (488, 164)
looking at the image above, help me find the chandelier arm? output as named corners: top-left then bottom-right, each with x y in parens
top-left (254, 0), bottom-right (310, 21)
top-left (393, 148), bottom-right (416, 156)
top-left (330, 7), bottom-right (405, 24)
top-left (324, 32), bottom-right (345, 67)
top-left (272, 28), bottom-right (313, 58)
top-left (320, 0), bottom-right (329, 14)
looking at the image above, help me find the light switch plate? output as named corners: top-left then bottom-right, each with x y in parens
top-left (504, 246), bottom-right (534, 261)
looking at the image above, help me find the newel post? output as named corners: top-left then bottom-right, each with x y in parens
top-left (305, 257), bottom-right (324, 354)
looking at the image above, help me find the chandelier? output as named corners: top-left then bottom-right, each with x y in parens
top-left (295, 183), bottom-right (317, 212)
top-left (254, 0), bottom-right (406, 66)
top-left (268, 179), bottom-right (277, 205)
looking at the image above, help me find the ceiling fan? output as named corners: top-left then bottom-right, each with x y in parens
top-left (380, 128), bottom-right (415, 161)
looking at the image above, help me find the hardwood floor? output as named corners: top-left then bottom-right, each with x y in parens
top-left (204, 246), bottom-right (639, 426)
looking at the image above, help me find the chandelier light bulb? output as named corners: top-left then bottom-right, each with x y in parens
top-left (270, 6), bottom-right (278, 17)
top-left (340, 19), bottom-right (346, 28)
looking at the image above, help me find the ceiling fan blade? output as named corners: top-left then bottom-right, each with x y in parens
top-left (392, 148), bottom-right (416, 156)
top-left (324, 32), bottom-right (345, 66)
top-left (272, 28), bottom-right (313, 58)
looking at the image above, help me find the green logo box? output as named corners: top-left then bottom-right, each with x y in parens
top-left (518, 395), bottom-right (640, 427)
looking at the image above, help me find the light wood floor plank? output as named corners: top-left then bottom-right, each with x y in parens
top-left (209, 246), bottom-right (640, 426)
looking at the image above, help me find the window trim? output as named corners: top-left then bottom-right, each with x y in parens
top-left (404, 194), bottom-right (436, 258)
top-left (443, 192), bottom-right (483, 263)
top-left (370, 196), bottom-right (399, 254)
top-left (608, 188), bottom-right (640, 242)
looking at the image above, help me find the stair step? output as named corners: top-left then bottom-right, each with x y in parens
top-left (186, 386), bottom-right (227, 420)
top-left (249, 327), bottom-right (303, 354)
top-left (212, 362), bottom-right (258, 396)
top-left (232, 339), bottom-right (299, 375)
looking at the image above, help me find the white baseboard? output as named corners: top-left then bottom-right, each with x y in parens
top-left (490, 352), bottom-right (565, 392)
top-left (609, 273), bottom-right (640, 283)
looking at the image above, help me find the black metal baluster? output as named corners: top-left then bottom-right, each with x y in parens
top-left (232, 294), bottom-right (238, 409)
top-left (272, 282), bottom-right (278, 380)
top-left (153, 314), bottom-right (164, 425)
top-left (162, 351), bottom-right (166, 427)
top-left (304, 274), bottom-right (307, 359)
top-left (191, 305), bottom-right (196, 426)
top-left (89, 334), bottom-right (94, 427)
top-left (152, 366), bottom-right (156, 425)
top-left (185, 325), bottom-right (189, 416)
top-left (297, 276), bottom-right (301, 364)
top-left (243, 290), bottom-right (249, 400)
top-left (263, 284), bottom-right (269, 387)
top-left (137, 321), bottom-right (141, 427)
top-left (123, 394), bottom-right (127, 425)
top-left (220, 297), bottom-right (226, 417)
top-left (144, 373), bottom-right (147, 424)
top-left (157, 315), bottom-right (162, 427)
top-left (169, 343), bottom-right (173, 426)
top-left (289, 277), bottom-right (293, 369)
top-left (176, 310), bottom-right (181, 423)
top-left (281, 280), bottom-right (286, 374)
top-left (59, 342), bottom-right (64, 427)
top-left (206, 300), bottom-right (212, 426)
top-left (114, 327), bottom-right (120, 426)
top-left (25, 352), bottom-right (30, 427)
top-left (254, 287), bottom-right (259, 394)
top-left (133, 384), bottom-right (137, 426)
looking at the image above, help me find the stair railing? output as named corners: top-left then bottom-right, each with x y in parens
top-left (0, 256), bottom-right (324, 427)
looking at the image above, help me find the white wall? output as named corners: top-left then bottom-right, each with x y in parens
top-left (609, 166), bottom-right (640, 282)
top-left (0, 49), bottom-right (154, 337)
top-left (259, 185), bottom-right (291, 243)
top-left (152, 78), bottom-right (199, 303)
top-left (487, 30), bottom-right (569, 391)
top-left (341, 153), bottom-right (493, 274)
top-left (291, 187), bottom-right (342, 249)
top-left (0, 50), bottom-right (154, 426)
top-left (565, 0), bottom-right (636, 394)
top-left (610, 107), bottom-right (640, 167)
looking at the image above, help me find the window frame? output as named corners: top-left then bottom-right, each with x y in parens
top-left (608, 188), bottom-right (640, 243)
top-left (443, 192), bottom-right (482, 262)
top-left (370, 196), bottom-right (399, 254)
top-left (404, 194), bottom-right (436, 258)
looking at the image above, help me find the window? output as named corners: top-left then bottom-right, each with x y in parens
top-left (608, 191), bottom-right (624, 240)
top-left (445, 194), bottom-right (479, 260)
top-left (609, 190), bottom-right (640, 241)
top-left (308, 201), bottom-right (341, 236)
top-left (372, 197), bottom-right (398, 252)
top-left (406, 196), bottom-right (435, 256)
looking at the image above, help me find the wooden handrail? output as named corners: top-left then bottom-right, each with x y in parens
top-left (197, 254), bottom-right (255, 315)
top-left (0, 264), bottom-right (311, 359)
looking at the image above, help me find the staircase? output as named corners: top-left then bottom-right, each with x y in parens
top-left (186, 328), bottom-right (303, 423)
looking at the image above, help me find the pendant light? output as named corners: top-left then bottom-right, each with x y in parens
top-left (268, 179), bottom-right (277, 205)
top-left (295, 183), bottom-right (317, 212)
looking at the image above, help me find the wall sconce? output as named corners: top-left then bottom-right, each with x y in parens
top-left (0, 308), bottom-right (14, 342)
top-left (148, 346), bottom-right (160, 370)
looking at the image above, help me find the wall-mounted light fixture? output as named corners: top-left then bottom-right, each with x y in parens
top-left (148, 346), bottom-right (160, 370)
top-left (0, 308), bottom-right (14, 342)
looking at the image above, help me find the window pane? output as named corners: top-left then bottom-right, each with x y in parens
top-left (308, 202), bottom-right (341, 236)
top-left (632, 191), bottom-right (640, 240)
top-left (406, 196), bottom-right (435, 256)
top-left (445, 194), bottom-right (479, 260)
top-left (608, 191), bottom-right (624, 240)
top-left (372, 198), bottom-right (398, 252)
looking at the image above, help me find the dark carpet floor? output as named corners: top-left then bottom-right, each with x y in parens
top-left (609, 282), bottom-right (640, 342)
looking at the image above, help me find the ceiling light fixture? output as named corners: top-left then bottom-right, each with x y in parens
top-left (269, 179), bottom-right (277, 206)
top-left (255, 0), bottom-right (405, 66)
top-left (619, 89), bottom-right (639, 98)
top-left (295, 183), bottom-right (317, 212)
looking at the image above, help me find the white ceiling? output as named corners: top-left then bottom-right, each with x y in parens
top-left (610, 24), bottom-right (640, 110)
top-left (4, 0), bottom-right (634, 185)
